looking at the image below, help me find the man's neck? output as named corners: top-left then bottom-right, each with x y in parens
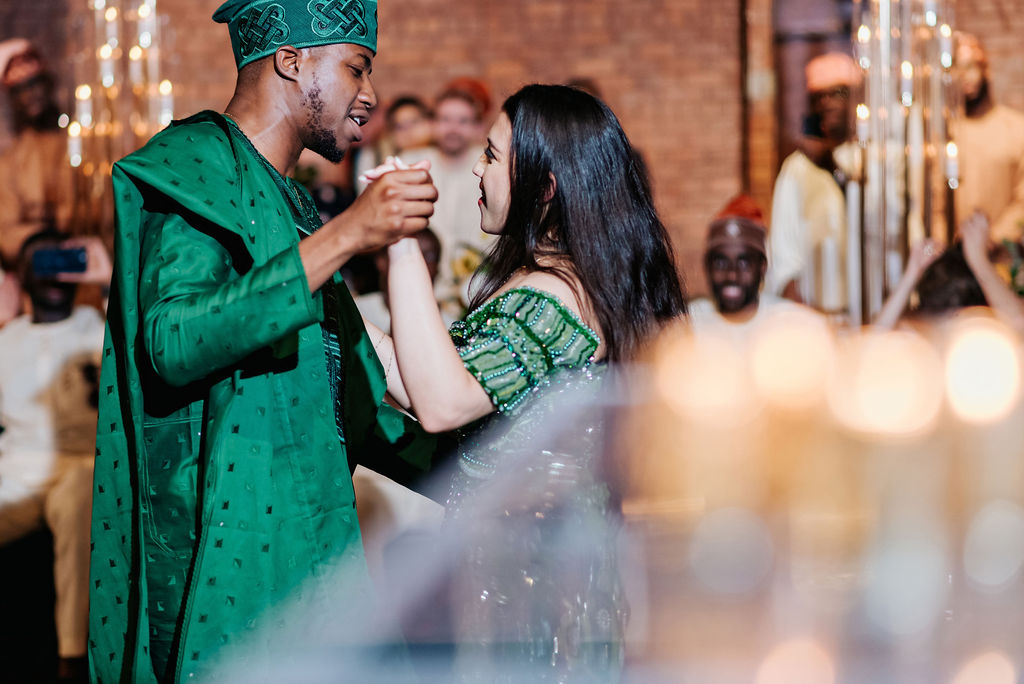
top-left (31, 306), bottom-right (73, 324)
top-left (224, 95), bottom-right (303, 175)
top-left (717, 302), bottom-right (760, 324)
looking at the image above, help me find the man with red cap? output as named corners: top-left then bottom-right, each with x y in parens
top-left (0, 39), bottom-right (75, 267)
top-left (767, 52), bottom-right (861, 312)
top-left (690, 195), bottom-right (806, 339)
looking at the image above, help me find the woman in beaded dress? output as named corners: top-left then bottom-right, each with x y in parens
top-left (362, 84), bottom-right (686, 680)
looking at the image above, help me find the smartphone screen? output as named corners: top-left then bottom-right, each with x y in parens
top-left (32, 247), bottom-right (87, 277)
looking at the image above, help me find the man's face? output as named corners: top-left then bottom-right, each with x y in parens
top-left (300, 43), bottom-right (377, 163)
top-left (472, 113), bottom-right (512, 235)
top-left (435, 97), bottom-right (481, 158)
top-left (705, 242), bottom-right (766, 315)
top-left (8, 73), bottom-right (54, 126)
top-left (953, 45), bottom-right (987, 102)
top-left (20, 241), bottom-right (77, 312)
top-left (809, 84), bottom-right (851, 142)
top-left (388, 103), bottom-right (433, 153)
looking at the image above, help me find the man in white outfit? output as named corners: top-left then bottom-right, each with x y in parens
top-left (767, 53), bottom-right (862, 312)
top-left (0, 230), bottom-right (104, 680)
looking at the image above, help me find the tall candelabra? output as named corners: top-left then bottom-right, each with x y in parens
top-left (847, 0), bottom-right (960, 325)
top-left (63, 0), bottom-right (173, 237)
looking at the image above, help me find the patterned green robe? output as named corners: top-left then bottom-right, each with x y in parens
top-left (88, 111), bottom-right (431, 682)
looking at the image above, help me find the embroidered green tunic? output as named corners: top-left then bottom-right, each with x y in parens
top-left (446, 286), bottom-right (601, 511)
top-left (89, 111), bottom-right (432, 683)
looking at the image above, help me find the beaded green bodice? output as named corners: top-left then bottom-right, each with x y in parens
top-left (449, 286), bottom-right (600, 414)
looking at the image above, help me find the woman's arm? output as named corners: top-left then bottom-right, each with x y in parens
top-left (387, 238), bottom-right (493, 432)
top-left (874, 239), bottom-right (942, 329)
top-left (361, 317), bottom-right (412, 410)
top-left (962, 211), bottom-right (1024, 336)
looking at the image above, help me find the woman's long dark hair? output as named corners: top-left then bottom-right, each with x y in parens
top-left (469, 84), bottom-right (686, 361)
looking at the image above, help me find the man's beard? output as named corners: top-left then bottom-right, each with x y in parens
top-left (712, 281), bottom-right (760, 315)
top-left (302, 83), bottom-right (344, 163)
top-left (965, 79), bottom-right (990, 116)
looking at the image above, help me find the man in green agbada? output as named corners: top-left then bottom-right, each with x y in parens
top-left (88, 1), bottom-right (438, 680)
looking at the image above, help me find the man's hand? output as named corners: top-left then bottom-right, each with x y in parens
top-left (298, 159), bottom-right (436, 293)
top-left (336, 163), bottom-right (437, 253)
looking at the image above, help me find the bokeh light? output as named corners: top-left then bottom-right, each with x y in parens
top-left (864, 531), bottom-right (948, 637)
top-left (945, 317), bottom-right (1021, 424)
top-left (688, 507), bottom-right (773, 595)
top-left (656, 329), bottom-right (753, 423)
top-left (755, 638), bottom-right (835, 684)
top-left (951, 651), bottom-right (1017, 684)
top-left (964, 500), bottom-right (1024, 590)
top-left (827, 331), bottom-right (943, 438)
top-left (749, 308), bottom-right (833, 411)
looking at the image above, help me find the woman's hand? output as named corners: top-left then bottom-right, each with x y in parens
top-left (906, 238), bottom-right (943, 277)
top-left (961, 211), bottom-right (992, 267)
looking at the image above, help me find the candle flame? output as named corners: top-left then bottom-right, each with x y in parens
top-left (946, 141), bottom-right (958, 159)
top-left (159, 80), bottom-right (173, 96)
top-left (75, 84), bottom-right (92, 100)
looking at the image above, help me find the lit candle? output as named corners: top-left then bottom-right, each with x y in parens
top-left (946, 141), bottom-right (959, 189)
top-left (900, 61), bottom-right (913, 106)
top-left (856, 24), bottom-right (871, 69)
top-left (940, 24), bottom-right (953, 70)
top-left (129, 45), bottom-right (143, 85)
top-left (819, 236), bottom-right (842, 313)
top-left (159, 79), bottom-right (174, 126)
top-left (68, 121), bottom-right (83, 168)
top-left (75, 84), bottom-right (93, 128)
top-left (99, 43), bottom-right (115, 88)
top-left (856, 104), bottom-right (870, 143)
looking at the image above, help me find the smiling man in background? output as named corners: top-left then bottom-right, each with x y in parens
top-left (690, 195), bottom-right (805, 342)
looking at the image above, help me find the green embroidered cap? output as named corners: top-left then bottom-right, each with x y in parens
top-left (213, 0), bottom-right (378, 69)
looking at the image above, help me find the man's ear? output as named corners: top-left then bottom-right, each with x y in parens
top-left (543, 172), bottom-right (557, 203)
top-left (273, 45), bottom-right (302, 83)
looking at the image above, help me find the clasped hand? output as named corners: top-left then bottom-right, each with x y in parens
top-left (340, 156), bottom-right (436, 253)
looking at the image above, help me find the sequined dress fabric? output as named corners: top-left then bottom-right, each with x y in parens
top-left (445, 287), bottom-right (626, 681)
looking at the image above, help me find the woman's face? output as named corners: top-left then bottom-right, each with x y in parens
top-left (472, 113), bottom-right (512, 235)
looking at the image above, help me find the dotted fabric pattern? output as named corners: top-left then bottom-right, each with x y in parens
top-left (89, 111), bottom-right (428, 682)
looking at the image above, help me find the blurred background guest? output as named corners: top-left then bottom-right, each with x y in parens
top-left (429, 77), bottom-right (496, 307)
top-left (0, 39), bottom-right (74, 269)
top-left (767, 52), bottom-right (861, 312)
top-left (944, 33), bottom-right (1024, 245)
top-left (690, 194), bottom-right (808, 343)
top-left (0, 229), bottom-right (105, 683)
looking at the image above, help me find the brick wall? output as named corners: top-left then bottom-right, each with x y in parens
top-left (958, 0), bottom-right (1024, 112)
top-left (53, 0), bottom-right (747, 292)
top-left (4, 0), bottom-right (1022, 294)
